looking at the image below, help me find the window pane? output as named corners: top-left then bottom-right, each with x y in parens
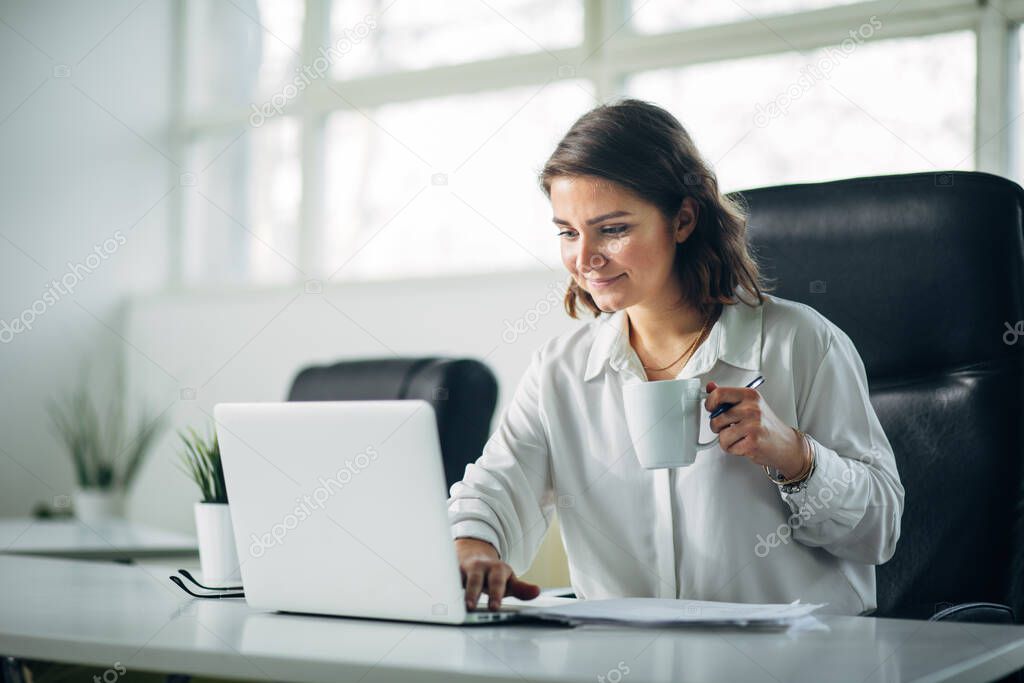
top-left (254, 0), bottom-right (305, 97)
top-left (183, 118), bottom-right (302, 285)
top-left (250, 117), bottom-right (302, 282)
top-left (631, 0), bottom-right (866, 33)
top-left (186, 0), bottom-right (304, 116)
top-left (329, 0), bottom-right (583, 79)
top-left (323, 81), bottom-right (595, 280)
top-left (183, 128), bottom-right (248, 284)
top-left (627, 30), bottom-right (975, 192)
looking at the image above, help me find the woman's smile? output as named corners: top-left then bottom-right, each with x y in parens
top-left (587, 273), bottom-right (626, 288)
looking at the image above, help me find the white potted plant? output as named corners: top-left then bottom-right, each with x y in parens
top-left (47, 379), bottom-right (164, 524)
top-left (178, 426), bottom-right (241, 586)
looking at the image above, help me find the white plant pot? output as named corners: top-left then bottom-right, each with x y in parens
top-left (193, 502), bottom-right (242, 586)
top-left (73, 487), bottom-right (124, 523)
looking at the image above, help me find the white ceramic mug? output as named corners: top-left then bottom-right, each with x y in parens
top-left (623, 377), bottom-right (720, 469)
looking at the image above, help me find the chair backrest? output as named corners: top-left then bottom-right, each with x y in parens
top-left (287, 357), bottom-right (499, 491)
top-left (730, 171), bottom-right (1024, 619)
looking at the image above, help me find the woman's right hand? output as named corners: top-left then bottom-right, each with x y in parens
top-left (455, 537), bottom-right (541, 611)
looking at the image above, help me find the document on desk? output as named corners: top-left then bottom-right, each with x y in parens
top-left (519, 598), bottom-right (827, 627)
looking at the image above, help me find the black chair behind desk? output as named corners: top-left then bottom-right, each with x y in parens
top-left (733, 171), bottom-right (1024, 633)
top-left (287, 357), bottom-right (499, 492)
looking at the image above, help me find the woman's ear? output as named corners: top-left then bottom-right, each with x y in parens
top-left (674, 197), bottom-right (699, 243)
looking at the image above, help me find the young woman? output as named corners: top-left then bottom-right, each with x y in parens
top-left (447, 98), bottom-right (904, 616)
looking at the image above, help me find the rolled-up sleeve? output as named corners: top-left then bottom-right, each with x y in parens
top-left (447, 346), bottom-right (555, 575)
top-left (779, 327), bottom-right (905, 566)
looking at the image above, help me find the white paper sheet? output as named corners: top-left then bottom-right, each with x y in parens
top-left (515, 597), bottom-right (828, 627)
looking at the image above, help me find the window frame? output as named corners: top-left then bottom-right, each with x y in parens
top-left (171, 0), bottom-right (1024, 287)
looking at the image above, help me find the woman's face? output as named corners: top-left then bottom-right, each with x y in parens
top-left (550, 175), bottom-right (696, 313)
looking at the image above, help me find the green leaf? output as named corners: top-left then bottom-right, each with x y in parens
top-left (177, 424), bottom-right (227, 504)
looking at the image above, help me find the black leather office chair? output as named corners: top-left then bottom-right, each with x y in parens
top-left (732, 171), bottom-right (1024, 626)
top-left (287, 357), bottom-right (499, 491)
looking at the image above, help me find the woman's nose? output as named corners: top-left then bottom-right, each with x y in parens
top-left (576, 233), bottom-right (607, 274)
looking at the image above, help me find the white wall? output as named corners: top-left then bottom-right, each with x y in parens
top-left (0, 0), bottom-right (175, 518)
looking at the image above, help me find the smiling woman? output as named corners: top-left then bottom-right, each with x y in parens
top-left (540, 98), bottom-right (769, 325)
top-left (447, 98), bottom-right (905, 617)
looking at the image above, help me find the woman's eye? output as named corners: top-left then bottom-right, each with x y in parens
top-left (557, 226), bottom-right (627, 239)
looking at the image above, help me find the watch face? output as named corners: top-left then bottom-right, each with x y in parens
top-left (782, 465), bottom-right (815, 493)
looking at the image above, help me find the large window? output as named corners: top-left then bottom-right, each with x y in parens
top-left (177, 0), bottom-right (1024, 286)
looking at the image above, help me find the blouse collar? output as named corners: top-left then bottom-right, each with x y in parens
top-left (583, 287), bottom-right (764, 382)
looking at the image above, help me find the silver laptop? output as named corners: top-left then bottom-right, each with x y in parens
top-left (214, 399), bottom-right (530, 625)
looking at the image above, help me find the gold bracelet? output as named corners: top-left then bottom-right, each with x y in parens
top-left (783, 432), bottom-right (817, 493)
top-left (790, 429), bottom-right (814, 482)
top-left (764, 428), bottom-right (814, 485)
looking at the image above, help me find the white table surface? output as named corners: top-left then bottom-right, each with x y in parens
top-left (0, 517), bottom-right (197, 560)
top-left (2, 555), bottom-right (1024, 683)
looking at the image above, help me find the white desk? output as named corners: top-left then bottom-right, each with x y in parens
top-left (1, 555), bottom-right (1023, 683)
top-left (0, 518), bottom-right (197, 561)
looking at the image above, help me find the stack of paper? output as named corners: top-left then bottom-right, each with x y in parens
top-left (519, 598), bottom-right (827, 628)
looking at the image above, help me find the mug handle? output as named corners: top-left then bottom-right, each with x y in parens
top-left (697, 433), bottom-right (720, 449)
top-left (685, 391), bottom-right (719, 449)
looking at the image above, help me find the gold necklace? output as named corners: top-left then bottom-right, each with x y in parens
top-left (636, 307), bottom-right (715, 372)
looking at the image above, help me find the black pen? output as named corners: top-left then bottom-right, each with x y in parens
top-left (708, 375), bottom-right (765, 420)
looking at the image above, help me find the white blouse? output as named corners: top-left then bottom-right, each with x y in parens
top-left (447, 287), bottom-right (905, 615)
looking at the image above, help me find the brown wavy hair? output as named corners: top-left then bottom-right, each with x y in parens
top-left (538, 98), bottom-right (775, 321)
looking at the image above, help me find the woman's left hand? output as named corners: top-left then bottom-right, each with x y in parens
top-left (704, 381), bottom-right (805, 478)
